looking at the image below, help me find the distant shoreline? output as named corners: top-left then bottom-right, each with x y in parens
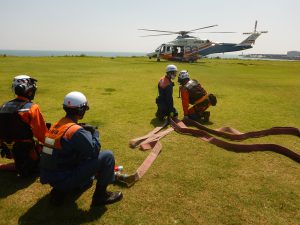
top-left (0, 49), bottom-right (147, 57)
top-left (1, 50), bottom-right (298, 61)
top-left (0, 49), bottom-right (241, 59)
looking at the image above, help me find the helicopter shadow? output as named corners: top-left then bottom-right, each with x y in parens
top-left (18, 191), bottom-right (107, 225)
top-left (0, 170), bottom-right (37, 198)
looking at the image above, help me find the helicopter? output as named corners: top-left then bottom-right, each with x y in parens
top-left (139, 21), bottom-right (268, 62)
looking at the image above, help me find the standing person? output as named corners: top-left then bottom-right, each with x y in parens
top-left (0, 75), bottom-right (48, 176)
top-left (178, 70), bottom-right (217, 122)
top-left (155, 64), bottom-right (178, 120)
top-left (40, 91), bottom-right (123, 206)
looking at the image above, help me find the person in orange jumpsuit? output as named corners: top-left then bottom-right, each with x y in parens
top-left (0, 75), bottom-right (48, 176)
top-left (178, 70), bottom-right (217, 122)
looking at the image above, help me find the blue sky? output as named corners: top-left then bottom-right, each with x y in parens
top-left (0, 0), bottom-right (299, 54)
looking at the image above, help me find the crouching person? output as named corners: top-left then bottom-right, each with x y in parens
top-left (178, 70), bottom-right (217, 122)
top-left (0, 75), bottom-right (48, 176)
top-left (40, 91), bottom-right (123, 206)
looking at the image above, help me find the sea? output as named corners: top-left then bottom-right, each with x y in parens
top-left (0, 49), bottom-right (146, 57)
top-left (0, 49), bottom-right (240, 58)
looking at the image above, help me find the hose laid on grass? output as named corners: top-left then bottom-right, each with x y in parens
top-left (115, 123), bottom-right (174, 187)
top-left (183, 118), bottom-right (300, 141)
top-left (170, 117), bottom-right (300, 163)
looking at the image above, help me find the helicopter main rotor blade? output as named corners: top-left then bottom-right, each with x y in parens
top-left (188, 25), bottom-right (218, 32)
top-left (138, 28), bottom-right (178, 34)
top-left (140, 33), bottom-right (177, 37)
top-left (197, 31), bottom-right (236, 33)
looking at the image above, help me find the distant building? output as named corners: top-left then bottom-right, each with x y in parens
top-left (287, 51), bottom-right (300, 58)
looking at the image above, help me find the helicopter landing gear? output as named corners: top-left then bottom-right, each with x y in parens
top-left (157, 58), bottom-right (160, 62)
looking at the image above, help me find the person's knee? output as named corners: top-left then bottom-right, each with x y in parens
top-left (99, 150), bottom-right (115, 167)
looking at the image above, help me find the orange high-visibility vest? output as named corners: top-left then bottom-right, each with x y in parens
top-left (43, 117), bottom-right (81, 153)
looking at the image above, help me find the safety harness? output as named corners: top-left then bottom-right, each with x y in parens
top-left (183, 79), bottom-right (207, 104)
top-left (117, 118), bottom-right (299, 187)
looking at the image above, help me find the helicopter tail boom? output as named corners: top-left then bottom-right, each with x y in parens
top-left (237, 32), bottom-right (262, 46)
top-left (237, 20), bottom-right (268, 46)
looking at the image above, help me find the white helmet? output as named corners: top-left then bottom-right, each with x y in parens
top-left (179, 70), bottom-right (189, 80)
top-left (63, 91), bottom-right (89, 109)
top-left (178, 70), bottom-right (190, 84)
top-left (166, 64), bottom-right (177, 73)
top-left (12, 74), bottom-right (37, 99)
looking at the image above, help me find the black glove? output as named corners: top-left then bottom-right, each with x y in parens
top-left (46, 122), bottom-right (52, 129)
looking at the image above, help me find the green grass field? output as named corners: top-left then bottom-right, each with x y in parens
top-left (0, 56), bottom-right (299, 225)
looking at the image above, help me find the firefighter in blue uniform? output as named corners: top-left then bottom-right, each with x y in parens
top-left (0, 75), bottom-right (48, 176)
top-left (155, 64), bottom-right (178, 120)
top-left (40, 91), bottom-right (123, 206)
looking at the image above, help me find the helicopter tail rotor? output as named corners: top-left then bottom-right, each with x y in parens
top-left (243, 20), bottom-right (268, 35)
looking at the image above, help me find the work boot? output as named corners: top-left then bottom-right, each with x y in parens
top-left (155, 111), bottom-right (165, 121)
top-left (202, 111), bottom-right (210, 122)
top-left (92, 190), bottom-right (123, 206)
top-left (50, 188), bottom-right (66, 206)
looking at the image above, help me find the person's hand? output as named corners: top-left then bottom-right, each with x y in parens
top-left (46, 122), bottom-right (51, 129)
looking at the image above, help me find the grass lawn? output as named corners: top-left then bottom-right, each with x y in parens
top-left (0, 56), bottom-right (299, 225)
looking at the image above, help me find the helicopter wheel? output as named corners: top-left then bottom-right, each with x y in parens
top-left (157, 58), bottom-right (160, 62)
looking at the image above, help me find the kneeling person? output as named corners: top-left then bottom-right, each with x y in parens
top-left (40, 91), bottom-right (122, 206)
top-left (155, 64), bottom-right (178, 120)
top-left (178, 71), bottom-right (217, 122)
top-left (0, 75), bottom-right (48, 176)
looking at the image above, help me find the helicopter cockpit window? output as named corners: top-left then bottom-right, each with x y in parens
top-left (166, 46), bottom-right (171, 52)
top-left (160, 45), bottom-right (166, 53)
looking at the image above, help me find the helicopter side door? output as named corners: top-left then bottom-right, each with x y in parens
top-left (172, 46), bottom-right (184, 57)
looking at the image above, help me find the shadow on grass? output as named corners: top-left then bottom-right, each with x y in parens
top-left (150, 117), bottom-right (166, 127)
top-left (0, 171), bottom-right (37, 198)
top-left (150, 117), bottom-right (214, 127)
top-left (18, 193), bottom-right (107, 225)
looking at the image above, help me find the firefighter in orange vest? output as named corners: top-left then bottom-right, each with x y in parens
top-left (0, 75), bottom-right (48, 176)
top-left (40, 91), bottom-right (123, 206)
top-left (155, 64), bottom-right (178, 120)
top-left (178, 70), bottom-right (217, 122)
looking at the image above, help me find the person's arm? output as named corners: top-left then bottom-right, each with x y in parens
top-left (165, 84), bottom-right (174, 114)
top-left (19, 103), bottom-right (48, 143)
top-left (29, 104), bottom-right (48, 143)
top-left (181, 88), bottom-right (190, 116)
top-left (68, 128), bottom-right (100, 160)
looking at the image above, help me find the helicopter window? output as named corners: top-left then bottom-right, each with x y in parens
top-left (160, 45), bottom-right (166, 53)
top-left (166, 46), bottom-right (171, 52)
